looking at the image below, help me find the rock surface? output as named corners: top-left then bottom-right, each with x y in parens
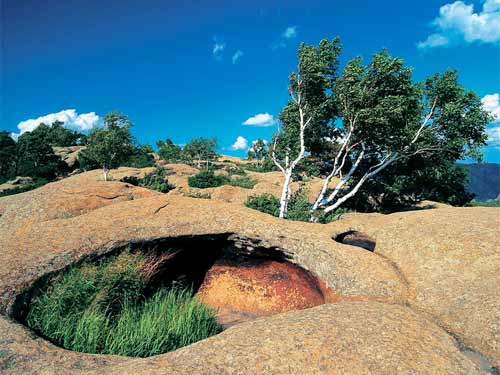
top-left (0, 176), bottom-right (34, 193)
top-left (198, 259), bottom-right (338, 326)
top-left (0, 167), bottom-right (498, 374)
top-left (53, 146), bottom-right (86, 168)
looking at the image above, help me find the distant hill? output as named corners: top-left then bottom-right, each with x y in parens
top-left (461, 163), bottom-right (500, 201)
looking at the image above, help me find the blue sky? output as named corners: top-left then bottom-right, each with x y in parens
top-left (1, 0), bottom-right (500, 161)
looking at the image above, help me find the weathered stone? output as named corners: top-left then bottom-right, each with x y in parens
top-left (198, 259), bottom-right (338, 326)
top-left (0, 167), bottom-right (498, 374)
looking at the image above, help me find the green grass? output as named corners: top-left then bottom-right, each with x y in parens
top-left (25, 251), bottom-right (221, 357)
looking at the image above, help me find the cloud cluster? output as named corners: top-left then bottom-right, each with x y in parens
top-left (232, 50), bottom-right (243, 64)
top-left (13, 109), bottom-right (101, 139)
top-left (482, 93), bottom-right (500, 122)
top-left (212, 41), bottom-right (226, 59)
top-left (230, 135), bottom-right (249, 150)
top-left (273, 25), bottom-right (298, 49)
top-left (482, 93), bottom-right (500, 148)
top-left (418, 0), bottom-right (500, 48)
top-left (282, 26), bottom-right (297, 39)
top-left (242, 113), bottom-right (276, 127)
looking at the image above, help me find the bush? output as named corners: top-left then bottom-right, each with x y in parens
top-left (183, 190), bottom-right (211, 199)
top-left (26, 251), bottom-right (221, 357)
top-left (125, 147), bottom-right (155, 168)
top-left (139, 167), bottom-right (173, 193)
top-left (188, 170), bottom-right (256, 189)
top-left (244, 193), bottom-right (280, 216)
top-left (244, 190), bottom-right (351, 223)
top-left (188, 170), bottom-right (228, 188)
top-left (240, 159), bottom-right (277, 173)
top-left (228, 176), bottom-right (257, 189)
top-left (225, 165), bottom-right (247, 176)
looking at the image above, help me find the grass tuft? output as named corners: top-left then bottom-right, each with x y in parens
top-left (26, 251), bottom-right (221, 357)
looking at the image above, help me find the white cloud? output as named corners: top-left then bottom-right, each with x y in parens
top-left (212, 41), bottom-right (225, 59)
top-left (249, 139), bottom-right (268, 152)
top-left (243, 113), bottom-right (276, 127)
top-left (230, 136), bottom-right (249, 151)
top-left (232, 50), bottom-right (243, 64)
top-left (418, 0), bottom-right (500, 48)
top-left (283, 26), bottom-right (297, 39)
top-left (12, 109), bottom-right (101, 139)
top-left (486, 125), bottom-right (500, 146)
top-left (482, 93), bottom-right (500, 149)
top-left (482, 93), bottom-right (500, 122)
top-left (273, 26), bottom-right (298, 49)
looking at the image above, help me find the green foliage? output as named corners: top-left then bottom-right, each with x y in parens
top-left (244, 193), bottom-right (280, 217)
top-left (124, 145), bottom-right (155, 168)
top-left (182, 138), bottom-right (218, 167)
top-left (157, 139), bottom-right (182, 163)
top-left (466, 200), bottom-right (500, 207)
top-left (0, 131), bottom-right (17, 183)
top-left (188, 169), bottom-right (228, 188)
top-left (247, 139), bottom-right (269, 161)
top-left (183, 190), bottom-right (212, 199)
top-left (276, 38), bottom-right (342, 159)
top-left (45, 121), bottom-right (84, 147)
top-left (188, 170), bottom-right (256, 189)
top-left (239, 159), bottom-right (277, 173)
top-left (16, 125), bottom-right (65, 180)
top-left (228, 175), bottom-right (257, 189)
top-left (225, 164), bottom-right (247, 176)
top-left (245, 191), bottom-right (349, 223)
top-left (78, 112), bottom-right (135, 173)
top-left (26, 252), bottom-right (221, 357)
top-left (139, 167), bottom-right (173, 193)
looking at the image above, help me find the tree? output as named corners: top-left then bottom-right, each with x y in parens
top-left (157, 139), bottom-right (182, 163)
top-left (278, 38), bottom-right (341, 158)
top-left (78, 111), bottom-right (135, 181)
top-left (182, 138), bottom-right (218, 168)
top-left (15, 124), bottom-right (63, 180)
top-left (273, 39), bottom-right (490, 220)
top-left (271, 39), bottom-right (342, 218)
top-left (311, 52), bottom-right (490, 216)
top-left (247, 139), bottom-right (269, 163)
top-left (271, 74), bottom-right (312, 218)
top-left (46, 121), bottom-right (83, 146)
top-left (0, 131), bottom-right (17, 183)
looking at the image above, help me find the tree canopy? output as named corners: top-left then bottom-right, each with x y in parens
top-left (78, 111), bottom-right (135, 180)
top-left (272, 38), bottom-right (491, 218)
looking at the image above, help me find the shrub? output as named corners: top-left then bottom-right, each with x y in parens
top-left (244, 190), bottom-right (351, 223)
top-left (188, 170), bottom-right (228, 188)
top-left (139, 167), bottom-right (173, 193)
top-left (228, 176), bottom-right (257, 189)
top-left (184, 190), bottom-right (212, 199)
top-left (240, 159), bottom-right (277, 173)
top-left (26, 251), bottom-right (221, 357)
top-left (188, 170), bottom-right (256, 189)
top-left (245, 193), bottom-right (280, 217)
top-left (225, 165), bottom-right (246, 176)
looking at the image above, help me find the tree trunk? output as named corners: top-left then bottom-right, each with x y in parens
top-left (279, 170), bottom-right (292, 218)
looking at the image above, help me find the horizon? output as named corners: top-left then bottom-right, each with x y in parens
top-left (1, 0), bottom-right (500, 162)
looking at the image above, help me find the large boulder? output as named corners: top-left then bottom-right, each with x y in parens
top-left (0, 169), bottom-right (498, 374)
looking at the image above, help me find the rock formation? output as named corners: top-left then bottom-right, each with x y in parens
top-left (0, 167), bottom-right (498, 374)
